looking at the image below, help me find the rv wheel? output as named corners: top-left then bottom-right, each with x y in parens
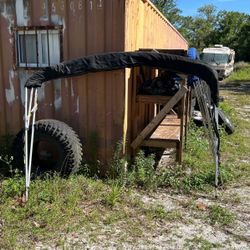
top-left (12, 119), bottom-right (83, 176)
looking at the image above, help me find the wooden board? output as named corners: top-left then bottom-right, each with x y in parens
top-left (136, 95), bottom-right (171, 104)
top-left (150, 118), bottom-right (180, 141)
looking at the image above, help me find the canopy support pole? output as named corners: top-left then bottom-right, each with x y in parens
top-left (24, 87), bottom-right (38, 201)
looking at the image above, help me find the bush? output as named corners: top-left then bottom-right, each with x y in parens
top-left (0, 172), bottom-right (25, 201)
top-left (234, 61), bottom-right (250, 71)
top-left (128, 151), bottom-right (157, 190)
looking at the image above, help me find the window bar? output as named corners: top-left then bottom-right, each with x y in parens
top-left (16, 31), bottom-right (20, 67)
top-left (24, 29), bottom-right (28, 69)
top-left (11, 28), bottom-right (17, 69)
top-left (35, 28), bottom-right (39, 67)
top-left (47, 29), bottom-right (50, 66)
top-left (59, 28), bottom-right (63, 62)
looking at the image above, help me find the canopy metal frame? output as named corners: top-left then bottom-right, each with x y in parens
top-left (24, 87), bottom-right (38, 200)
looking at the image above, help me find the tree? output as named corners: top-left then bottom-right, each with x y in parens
top-left (187, 5), bottom-right (218, 48)
top-left (151, 0), bottom-right (182, 26)
top-left (212, 11), bottom-right (250, 60)
top-left (234, 16), bottom-right (250, 61)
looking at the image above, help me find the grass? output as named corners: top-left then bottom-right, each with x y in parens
top-left (0, 173), bottom-right (186, 248)
top-left (145, 204), bottom-right (182, 221)
top-left (208, 205), bottom-right (235, 226)
top-left (185, 236), bottom-right (222, 250)
top-left (225, 62), bottom-right (250, 82)
top-left (219, 88), bottom-right (250, 182)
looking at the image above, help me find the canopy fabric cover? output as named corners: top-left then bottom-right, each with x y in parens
top-left (25, 51), bottom-right (219, 105)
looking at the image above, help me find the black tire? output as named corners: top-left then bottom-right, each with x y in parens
top-left (12, 119), bottom-right (83, 176)
top-left (218, 108), bottom-right (235, 135)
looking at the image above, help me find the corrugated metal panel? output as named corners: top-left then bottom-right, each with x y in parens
top-left (0, 14), bottom-right (7, 136)
top-left (0, 0), bottom-right (188, 166)
top-left (124, 0), bottom-right (188, 51)
top-left (0, 0), bottom-right (126, 169)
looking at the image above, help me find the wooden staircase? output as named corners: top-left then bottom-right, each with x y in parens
top-left (131, 80), bottom-right (190, 164)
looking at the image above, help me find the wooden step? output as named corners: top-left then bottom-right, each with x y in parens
top-left (141, 116), bottom-right (181, 148)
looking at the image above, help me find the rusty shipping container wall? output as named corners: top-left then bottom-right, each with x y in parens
top-left (0, 0), bottom-right (188, 167)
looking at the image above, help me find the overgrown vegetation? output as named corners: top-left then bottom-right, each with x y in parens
top-left (0, 135), bottom-right (14, 177)
top-left (226, 62), bottom-right (250, 82)
top-left (208, 205), bottom-right (235, 226)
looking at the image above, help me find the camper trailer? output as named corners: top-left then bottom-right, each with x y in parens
top-left (200, 45), bottom-right (235, 80)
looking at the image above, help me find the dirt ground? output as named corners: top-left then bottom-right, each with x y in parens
top-left (34, 185), bottom-right (250, 249)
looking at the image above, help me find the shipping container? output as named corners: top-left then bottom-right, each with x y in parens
top-left (0, 0), bottom-right (188, 170)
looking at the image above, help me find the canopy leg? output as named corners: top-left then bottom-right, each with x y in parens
top-left (24, 87), bottom-right (38, 201)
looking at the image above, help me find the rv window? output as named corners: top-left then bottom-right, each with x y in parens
top-left (13, 26), bottom-right (63, 69)
top-left (200, 53), bottom-right (229, 64)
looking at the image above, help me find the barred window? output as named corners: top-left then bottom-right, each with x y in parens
top-left (13, 26), bottom-right (63, 69)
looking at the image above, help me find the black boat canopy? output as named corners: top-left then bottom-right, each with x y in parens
top-left (25, 51), bottom-right (219, 105)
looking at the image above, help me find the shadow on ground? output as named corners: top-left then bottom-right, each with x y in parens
top-left (220, 81), bottom-right (250, 94)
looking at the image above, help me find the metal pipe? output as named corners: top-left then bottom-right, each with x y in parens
top-left (35, 28), bottom-right (39, 67)
top-left (24, 29), bottom-right (27, 69)
top-left (27, 88), bottom-right (34, 127)
top-left (47, 29), bottom-right (50, 66)
top-left (27, 89), bottom-right (38, 190)
top-left (24, 88), bottom-right (29, 200)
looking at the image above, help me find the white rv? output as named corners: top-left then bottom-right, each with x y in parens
top-left (200, 45), bottom-right (235, 79)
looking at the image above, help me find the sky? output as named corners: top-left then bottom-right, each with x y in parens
top-left (177, 0), bottom-right (250, 16)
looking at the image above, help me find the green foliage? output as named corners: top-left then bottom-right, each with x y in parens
top-left (0, 155), bottom-right (13, 169)
top-left (0, 135), bottom-right (14, 176)
top-left (209, 205), bottom-right (235, 226)
top-left (145, 204), bottom-right (182, 221)
top-left (234, 61), bottom-right (250, 71)
top-left (0, 172), bottom-right (25, 201)
top-left (219, 102), bottom-right (234, 118)
top-left (213, 11), bottom-right (250, 61)
top-left (185, 236), bottom-right (222, 250)
top-left (128, 151), bottom-right (157, 190)
top-left (108, 122), bottom-right (236, 192)
top-left (237, 20), bottom-right (250, 61)
top-left (108, 141), bottom-right (128, 184)
top-left (0, 175), bottom-right (107, 248)
top-left (108, 148), bottom-right (158, 190)
top-left (226, 64), bottom-right (250, 81)
top-left (103, 182), bottom-right (123, 207)
top-left (180, 4), bottom-right (219, 48)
